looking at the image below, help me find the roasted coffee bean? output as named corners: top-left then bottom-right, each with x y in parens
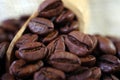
top-left (96, 36), bottom-right (116, 55)
top-left (102, 75), bottom-right (119, 80)
top-left (1, 73), bottom-right (15, 80)
top-left (65, 31), bottom-right (97, 56)
top-left (38, 0), bottom-right (64, 18)
top-left (0, 42), bottom-right (9, 59)
top-left (29, 18), bottom-right (54, 35)
top-left (56, 10), bottom-right (75, 23)
top-left (42, 30), bottom-right (58, 43)
top-left (9, 59), bottom-right (43, 78)
top-left (48, 51), bottom-right (81, 72)
top-left (34, 67), bottom-right (66, 80)
top-left (98, 55), bottom-right (120, 73)
top-left (68, 67), bottom-right (92, 80)
top-left (47, 36), bottom-right (65, 59)
top-left (60, 21), bottom-right (79, 34)
top-left (89, 67), bottom-right (101, 79)
top-left (100, 55), bottom-right (120, 64)
top-left (0, 29), bottom-right (8, 42)
top-left (1, 19), bottom-right (18, 32)
top-left (18, 42), bottom-right (47, 61)
top-left (16, 34), bottom-right (38, 48)
top-left (80, 55), bottom-right (96, 67)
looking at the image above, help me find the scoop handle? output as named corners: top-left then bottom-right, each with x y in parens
top-left (62, 0), bottom-right (89, 33)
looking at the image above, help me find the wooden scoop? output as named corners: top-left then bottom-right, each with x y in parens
top-left (6, 0), bottom-right (89, 70)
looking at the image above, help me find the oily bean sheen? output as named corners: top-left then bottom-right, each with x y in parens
top-left (29, 18), bottom-right (54, 35)
top-left (34, 67), bottom-right (65, 80)
top-left (9, 59), bottom-right (43, 78)
top-left (38, 0), bottom-right (64, 18)
top-left (18, 42), bottom-right (47, 61)
top-left (48, 51), bottom-right (81, 72)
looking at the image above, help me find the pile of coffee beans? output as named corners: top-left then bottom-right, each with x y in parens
top-left (1, 0), bottom-right (120, 80)
top-left (0, 15), bottom-right (29, 77)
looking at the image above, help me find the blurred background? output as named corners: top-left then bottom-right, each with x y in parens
top-left (0, 0), bottom-right (120, 36)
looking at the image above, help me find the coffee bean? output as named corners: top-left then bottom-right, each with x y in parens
top-left (56, 10), bottom-right (75, 23)
top-left (34, 67), bottom-right (66, 80)
top-left (68, 67), bottom-right (92, 80)
top-left (38, 0), bottom-right (64, 18)
top-left (0, 42), bottom-right (9, 59)
top-left (42, 30), bottom-right (58, 43)
top-left (90, 67), bottom-right (101, 79)
top-left (16, 34), bottom-right (38, 48)
top-left (0, 29), bottom-right (8, 42)
top-left (1, 73), bottom-right (15, 80)
top-left (46, 36), bottom-right (65, 59)
top-left (60, 21), bottom-right (79, 34)
top-left (29, 18), bottom-right (54, 35)
top-left (98, 55), bottom-right (120, 73)
top-left (18, 42), bottom-right (47, 61)
top-left (96, 36), bottom-right (116, 55)
top-left (9, 59), bottom-right (43, 78)
top-left (48, 51), bottom-right (81, 72)
top-left (80, 55), bottom-right (96, 67)
top-left (65, 31), bottom-right (97, 56)
top-left (100, 55), bottom-right (120, 64)
top-left (1, 19), bottom-right (18, 32)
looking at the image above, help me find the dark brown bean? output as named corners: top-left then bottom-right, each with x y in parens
top-left (29, 18), bottom-right (54, 35)
top-left (18, 42), bottom-right (47, 61)
top-left (56, 10), bottom-right (75, 23)
top-left (38, 0), bottom-right (64, 18)
top-left (34, 67), bottom-right (66, 80)
top-left (68, 67), bottom-right (92, 80)
top-left (80, 55), bottom-right (96, 67)
top-left (16, 34), bottom-right (38, 48)
top-left (42, 30), bottom-right (58, 43)
top-left (65, 31), bottom-right (97, 56)
top-left (48, 51), bottom-right (81, 72)
top-left (9, 59), bottom-right (43, 78)
top-left (90, 67), bottom-right (101, 79)
top-left (60, 21), bottom-right (79, 34)
top-left (0, 29), bottom-right (8, 42)
top-left (46, 36), bottom-right (65, 59)
top-left (1, 73), bottom-right (15, 80)
top-left (96, 36), bottom-right (116, 55)
top-left (0, 42), bottom-right (9, 59)
top-left (1, 19), bottom-right (18, 32)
